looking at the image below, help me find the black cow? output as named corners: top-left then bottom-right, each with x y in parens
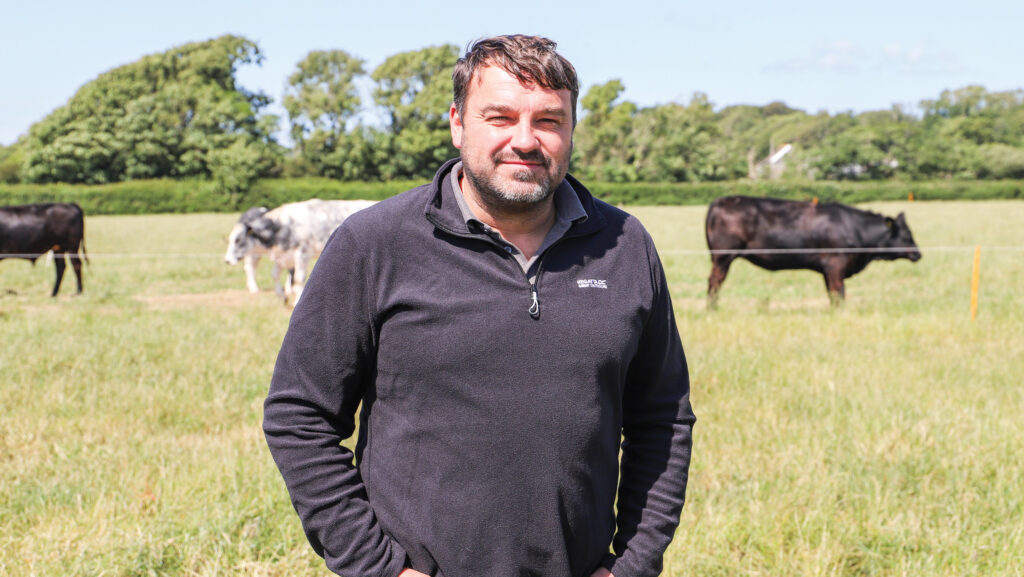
top-left (705, 195), bottom-right (921, 307)
top-left (1, 202), bottom-right (89, 296)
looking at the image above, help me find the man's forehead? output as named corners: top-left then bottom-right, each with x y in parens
top-left (467, 65), bottom-right (569, 100)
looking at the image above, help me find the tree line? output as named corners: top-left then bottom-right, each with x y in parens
top-left (1, 35), bottom-right (1022, 191)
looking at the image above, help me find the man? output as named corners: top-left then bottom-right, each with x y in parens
top-left (264, 35), bottom-right (695, 577)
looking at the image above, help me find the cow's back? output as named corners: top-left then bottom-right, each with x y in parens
top-left (0, 203), bottom-right (84, 256)
top-left (706, 196), bottom-right (799, 249)
top-left (707, 196), bottom-right (851, 251)
top-left (263, 199), bottom-right (377, 253)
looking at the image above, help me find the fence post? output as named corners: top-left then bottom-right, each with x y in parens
top-left (970, 245), bottom-right (981, 320)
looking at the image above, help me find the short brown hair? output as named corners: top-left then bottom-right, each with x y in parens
top-left (452, 35), bottom-right (579, 125)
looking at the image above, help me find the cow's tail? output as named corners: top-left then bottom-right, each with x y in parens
top-left (80, 235), bottom-right (90, 265)
top-left (74, 203), bottom-right (90, 265)
top-left (705, 197), bottom-right (721, 249)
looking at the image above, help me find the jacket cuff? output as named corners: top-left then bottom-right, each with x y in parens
top-left (601, 552), bottom-right (643, 577)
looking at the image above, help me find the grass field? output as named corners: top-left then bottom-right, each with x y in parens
top-left (2, 201), bottom-right (1022, 576)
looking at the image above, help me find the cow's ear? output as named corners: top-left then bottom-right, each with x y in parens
top-left (248, 218), bottom-right (275, 244)
top-left (885, 217), bottom-right (898, 236)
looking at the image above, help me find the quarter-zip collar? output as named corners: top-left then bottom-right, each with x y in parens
top-left (424, 158), bottom-right (609, 320)
top-left (446, 160), bottom-right (586, 274)
top-left (424, 158), bottom-right (607, 241)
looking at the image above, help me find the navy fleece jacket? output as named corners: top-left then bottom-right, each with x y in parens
top-left (263, 159), bottom-right (695, 577)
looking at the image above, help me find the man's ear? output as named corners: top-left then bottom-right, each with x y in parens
top-left (449, 103), bottom-right (463, 149)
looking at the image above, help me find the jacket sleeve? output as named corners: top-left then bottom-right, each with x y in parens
top-left (603, 232), bottom-right (696, 577)
top-left (263, 225), bottom-right (408, 577)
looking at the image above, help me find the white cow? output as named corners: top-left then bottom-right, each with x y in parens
top-left (224, 199), bottom-right (377, 304)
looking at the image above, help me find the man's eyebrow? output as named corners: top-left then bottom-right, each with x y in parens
top-left (538, 106), bottom-right (570, 118)
top-left (478, 104), bottom-right (515, 116)
top-left (477, 104), bottom-right (569, 118)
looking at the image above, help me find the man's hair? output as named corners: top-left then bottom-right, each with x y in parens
top-left (452, 35), bottom-right (579, 126)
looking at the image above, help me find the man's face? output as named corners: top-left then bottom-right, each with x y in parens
top-left (450, 66), bottom-right (574, 210)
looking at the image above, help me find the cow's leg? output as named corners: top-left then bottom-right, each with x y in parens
top-left (69, 250), bottom-right (83, 294)
top-left (707, 255), bottom-right (734, 310)
top-left (292, 249), bottom-right (308, 287)
top-left (823, 267), bottom-right (846, 306)
top-left (243, 253), bottom-right (261, 293)
top-left (272, 262), bottom-right (286, 300)
top-left (52, 254), bottom-right (66, 297)
top-left (290, 249), bottom-right (309, 305)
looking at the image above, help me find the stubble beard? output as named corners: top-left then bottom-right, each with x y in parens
top-left (462, 150), bottom-right (569, 215)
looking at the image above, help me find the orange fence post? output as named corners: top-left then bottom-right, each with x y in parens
top-left (970, 245), bottom-right (981, 320)
top-left (908, 191), bottom-right (915, 202)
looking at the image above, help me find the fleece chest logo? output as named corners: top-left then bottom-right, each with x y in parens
top-left (577, 279), bottom-right (608, 289)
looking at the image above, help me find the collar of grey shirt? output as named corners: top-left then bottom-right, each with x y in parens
top-left (448, 161), bottom-right (588, 279)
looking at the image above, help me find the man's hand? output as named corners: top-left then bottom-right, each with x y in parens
top-left (590, 568), bottom-right (614, 577)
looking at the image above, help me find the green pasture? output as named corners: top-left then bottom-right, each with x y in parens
top-left (1, 202), bottom-right (1022, 576)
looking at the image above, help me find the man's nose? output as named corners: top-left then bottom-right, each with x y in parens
top-left (509, 121), bottom-right (540, 152)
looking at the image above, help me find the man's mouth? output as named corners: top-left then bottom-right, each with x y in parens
top-left (496, 156), bottom-right (546, 167)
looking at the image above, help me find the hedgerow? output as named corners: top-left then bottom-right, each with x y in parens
top-left (2, 178), bottom-right (1022, 215)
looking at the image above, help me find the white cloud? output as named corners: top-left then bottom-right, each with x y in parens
top-left (765, 40), bottom-right (865, 74)
top-left (878, 42), bottom-right (965, 74)
top-left (766, 40), bottom-right (965, 75)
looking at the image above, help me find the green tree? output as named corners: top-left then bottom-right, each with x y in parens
top-left (807, 108), bottom-right (919, 180)
top-left (0, 142), bottom-right (24, 183)
top-left (629, 94), bottom-right (722, 182)
top-left (371, 44), bottom-right (459, 179)
top-left (22, 35), bottom-right (281, 188)
top-left (284, 49), bottom-right (367, 178)
top-left (813, 124), bottom-right (889, 180)
top-left (715, 102), bottom-right (827, 179)
top-left (574, 80), bottom-right (639, 181)
top-left (921, 85), bottom-right (990, 118)
top-left (973, 143), bottom-right (1024, 178)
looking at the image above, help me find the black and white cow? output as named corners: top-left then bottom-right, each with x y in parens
top-left (1, 202), bottom-right (88, 296)
top-left (224, 199), bottom-right (376, 304)
top-left (705, 195), bottom-right (921, 307)
top-left (224, 206), bottom-right (285, 295)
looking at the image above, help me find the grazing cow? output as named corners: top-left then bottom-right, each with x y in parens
top-left (705, 195), bottom-right (921, 307)
top-left (224, 206), bottom-right (294, 296)
top-left (1, 202), bottom-right (88, 296)
top-left (224, 199), bottom-right (376, 304)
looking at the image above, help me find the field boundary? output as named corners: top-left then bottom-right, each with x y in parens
top-left (5, 244), bottom-right (1024, 260)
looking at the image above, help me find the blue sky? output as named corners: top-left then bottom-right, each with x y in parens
top-left (3, 0), bottom-right (1021, 146)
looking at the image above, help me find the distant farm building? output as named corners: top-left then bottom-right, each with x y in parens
top-left (748, 143), bottom-right (793, 180)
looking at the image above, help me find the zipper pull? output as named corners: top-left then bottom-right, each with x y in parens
top-left (529, 283), bottom-right (540, 319)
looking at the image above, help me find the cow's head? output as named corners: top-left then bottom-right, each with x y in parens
top-left (246, 214), bottom-right (280, 246)
top-left (224, 207), bottom-right (268, 265)
top-left (883, 213), bottom-right (922, 262)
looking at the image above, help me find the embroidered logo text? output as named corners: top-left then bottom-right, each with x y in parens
top-left (577, 279), bottom-right (608, 289)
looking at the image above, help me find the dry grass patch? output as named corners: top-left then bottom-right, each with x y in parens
top-left (135, 289), bottom-right (288, 311)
